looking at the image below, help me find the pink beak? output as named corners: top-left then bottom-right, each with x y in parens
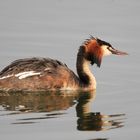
top-left (111, 48), bottom-right (128, 55)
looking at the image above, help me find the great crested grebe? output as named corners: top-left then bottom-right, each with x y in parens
top-left (0, 36), bottom-right (127, 91)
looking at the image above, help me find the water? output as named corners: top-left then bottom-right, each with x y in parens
top-left (0, 0), bottom-right (140, 139)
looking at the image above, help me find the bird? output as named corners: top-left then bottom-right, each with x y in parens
top-left (0, 36), bottom-right (127, 91)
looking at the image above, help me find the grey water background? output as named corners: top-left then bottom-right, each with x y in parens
top-left (0, 0), bottom-right (140, 140)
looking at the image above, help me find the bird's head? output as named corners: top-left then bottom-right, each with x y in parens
top-left (83, 36), bottom-right (128, 67)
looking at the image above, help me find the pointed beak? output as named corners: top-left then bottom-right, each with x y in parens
top-left (111, 48), bottom-right (128, 55)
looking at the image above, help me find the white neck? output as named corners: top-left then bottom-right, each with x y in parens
top-left (82, 59), bottom-right (96, 89)
top-left (76, 55), bottom-right (96, 90)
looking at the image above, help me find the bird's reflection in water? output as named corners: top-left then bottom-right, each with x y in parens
top-left (0, 90), bottom-right (125, 131)
top-left (76, 91), bottom-right (125, 131)
top-left (0, 91), bottom-right (77, 114)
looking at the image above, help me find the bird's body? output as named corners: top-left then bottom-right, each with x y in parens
top-left (0, 36), bottom-right (127, 91)
top-left (0, 58), bottom-right (80, 91)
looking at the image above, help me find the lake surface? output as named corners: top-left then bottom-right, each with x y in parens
top-left (0, 0), bottom-right (140, 140)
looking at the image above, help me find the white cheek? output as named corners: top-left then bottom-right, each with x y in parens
top-left (101, 45), bottom-right (112, 56)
